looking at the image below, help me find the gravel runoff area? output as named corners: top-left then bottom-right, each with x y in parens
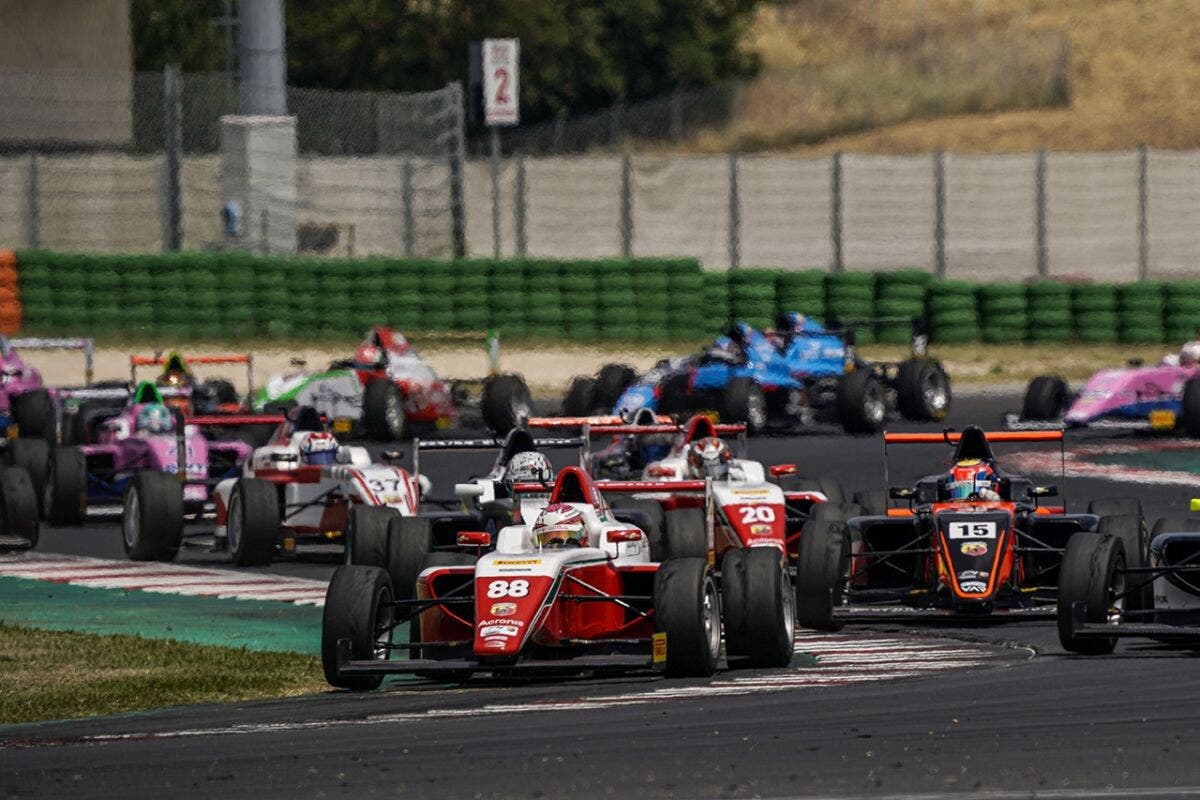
top-left (23, 339), bottom-right (1184, 396)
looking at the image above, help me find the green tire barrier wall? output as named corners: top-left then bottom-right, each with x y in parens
top-left (13, 251), bottom-right (1200, 345)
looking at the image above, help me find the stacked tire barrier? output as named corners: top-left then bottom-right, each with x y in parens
top-left (10, 250), bottom-right (1200, 346)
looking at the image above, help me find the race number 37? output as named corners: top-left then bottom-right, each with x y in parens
top-left (948, 521), bottom-right (997, 539)
top-left (486, 579), bottom-right (529, 598)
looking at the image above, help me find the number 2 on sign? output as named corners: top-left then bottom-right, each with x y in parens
top-left (486, 579), bottom-right (529, 598)
top-left (493, 67), bottom-right (510, 104)
top-left (738, 506), bottom-right (776, 524)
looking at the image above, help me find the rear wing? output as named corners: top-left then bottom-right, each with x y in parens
top-left (131, 353), bottom-right (255, 396)
top-left (825, 315), bottom-right (928, 356)
top-left (412, 435), bottom-right (587, 483)
top-left (9, 337), bottom-right (95, 385)
top-left (528, 415), bottom-right (673, 429)
top-left (587, 423), bottom-right (746, 436)
top-left (187, 414), bottom-right (285, 428)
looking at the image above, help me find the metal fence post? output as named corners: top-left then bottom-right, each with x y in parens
top-left (163, 64), bottom-right (184, 252)
top-left (489, 126), bottom-right (501, 258)
top-left (831, 151), bottom-right (844, 272)
top-left (610, 102), bottom-right (624, 148)
top-left (728, 153), bottom-right (741, 270)
top-left (446, 82), bottom-right (468, 259)
top-left (402, 158), bottom-right (415, 257)
top-left (933, 150), bottom-right (946, 277)
top-left (620, 155), bottom-right (633, 258)
top-left (514, 154), bottom-right (527, 258)
top-left (26, 153), bottom-right (40, 248)
top-left (1137, 143), bottom-right (1149, 281)
top-left (1035, 148), bottom-right (1048, 277)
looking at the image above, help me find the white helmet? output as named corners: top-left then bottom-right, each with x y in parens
top-left (532, 503), bottom-right (588, 548)
top-left (505, 451), bottom-right (552, 490)
top-left (1181, 341), bottom-right (1200, 367)
top-left (298, 431), bottom-right (338, 465)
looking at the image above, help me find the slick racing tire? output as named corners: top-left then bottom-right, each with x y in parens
top-left (795, 518), bottom-right (848, 632)
top-left (723, 548), bottom-right (794, 669)
top-left (895, 359), bottom-right (951, 421)
top-left (852, 488), bottom-right (888, 517)
top-left (1098, 514), bottom-right (1151, 612)
top-left (0, 466), bottom-right (39, 551)
top-left (227, 478), bottom-right (279, 566)
top-left (611, 497), bottom-right (665, 561)
top-left (45, 446), bottom-right (86, 526)
top-left (663, 507), bottom-right (707, 559)
top-left (1088, 498), bottom-right (1142, 519)
top-left (321, 565), bottom-right (395, 691)
top-left (654, 557), bottom-right (721, 677)
top-left (1183, 377), bottom-right (1200, 438)
top-left (348, 515), bottom-right (432, 604)
top-left (362, 378), bottom-right (405, 441)
top-left (1057, 532), bottom-right (1124, 655)
top-left (595, 364), bottom-right (638, 411)
top-left (12, 388), bottom-right (56, 441)
top-left (836, 370), bottom-right (886, 434)
top-left (810, 502), bottom-right (863, 523)
top-left (481, 374), bottom-right (533, 436)
top-left (1022, 375), bottom-right (1069, 421)
top-left (5, 437), bottom-right (48, 513)
top-left (723, 377), bottom-right (768, 435)
top-left (122, 471), bottom-right (183, 561)
top-left (562, 376), bottom-right (597, 417)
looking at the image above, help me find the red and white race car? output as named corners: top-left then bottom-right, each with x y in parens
top-left (213, 405), bottom-right (426, 567)
top-left (255, 327), bottom-right (532, 440)
top-left (322, 465), bottom-right (725, 689)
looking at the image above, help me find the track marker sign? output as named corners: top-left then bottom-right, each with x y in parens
top-left (483, 38), bottom-right (520, 126)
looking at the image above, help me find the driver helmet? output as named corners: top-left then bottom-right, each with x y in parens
top-left (504, 451), bottom-right (552, 491)
top-left (156, 352), bottom-right (192, 388)
top-left (1181, 341), bottom-right (1200, 368)
top-left (629, 407), bottom-right (672, 463)
top-left (298, 431), bottom-right (339, 465)
top-left (532, 503), bottom-right (587, 548)
top-left (686, 436), bottom-right (733, 480)
top-left (775, 311), bottom-right (808, 336)
top-left (353, 343), bottom-right (386, 371)
top-left (136, 403), bottom-right (174, 434)
top-left (947, 459), bottom-right (998, 501)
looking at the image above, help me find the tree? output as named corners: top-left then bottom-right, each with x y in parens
top-left (132, 0), bottom-right (228, 74)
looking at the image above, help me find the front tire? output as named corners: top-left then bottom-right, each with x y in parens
top-left (663, 506), bottom-right (707, 559)
top-left (1184, 377), bottom-right (1200, 437)
top-left (895, 359), bottom-right (951, 421)
top-left (12, 388), bottom-right (56, 441)
top-left (122, 471), bottom-right (183, 561)
top-left (723, 548), bottom-right (794, 668)
top-left (321, 565), bottom-right (395, 690)
top-left (481, 373), bottom-right (532, 435)
top-left (45, 446), bottom-right (86, 525)
top-left (1057, 532), bottom-right (1124, 655)
top-left (227, 478), bottom-right (279, 566)
top-left (562, 376), bottom-right (597, 417)
top-left (1022, 375), bottom-right (1069, 421)
top-left (0, 466), bottom-right (39, 550)
top-left (350, 514), bottom-right (432, 602)
top-left (362, 378), bottom-right (405, 441)
top-left (836, 370), bottom-right (886, 434)
top-left (654, 557), bottom-right (722, 677)
top-left (723, 377), bottom-right (768, 434)
top-left (595, 364), bottom-right (638, 410)
top-left (6, 437), bottom-right (48, 513)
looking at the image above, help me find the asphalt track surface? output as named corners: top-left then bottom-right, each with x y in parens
top-left (6, 390), bottom-right (1200, 800)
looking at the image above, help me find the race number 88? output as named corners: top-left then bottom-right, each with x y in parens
top-left (486, 579), bottom-right (530, 598)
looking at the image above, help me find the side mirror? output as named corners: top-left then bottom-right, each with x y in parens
top-left (1031, 485), bottom-right (1058, 498)
top-left (381, 449), bottom-right (403, 462)
top-left (607, 528), bottom-right (642, 543)
top-left (889, 487), bottom-right (915, 500)
top-left (769, 464), bottom-right (798, 477)
top-left (455, 482), bottom-right (485, 498)
top-left (456, 531), bottom-right (491, 547)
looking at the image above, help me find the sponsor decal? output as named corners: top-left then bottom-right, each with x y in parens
top-left (956, 570), bottom-right (989, 581)
top-left (731, 489), bottom-right (770, 497)
top-left (494, 559), bottom-right (541, 566)
top-left (959, 580), bottom-right (988, 593)
top-left (948, 521), bottom-right (997, 539)
top-left (750, 523), bottom-right (773, 536)
top-left (745, 537), bottom-right (781, 548)
top-left (490, 602), bottom-right (518, 615)
top-left (477, 618), bottom-right (525, 628)
top-left (960, 542), bottom-right (989, 557)
top-left (484, 639), bottom-right (508, 649)
top-left (652, 632), bottom-right (668, 664)
top-left (480, 624), bottom-right (520, 637)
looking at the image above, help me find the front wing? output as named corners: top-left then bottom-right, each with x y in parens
top-left (334, 639), bottom-right (661, 678)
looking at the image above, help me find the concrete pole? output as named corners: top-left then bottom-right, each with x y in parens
top-left (238, 0), bottom-right (288, 116)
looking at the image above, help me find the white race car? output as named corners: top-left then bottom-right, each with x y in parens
top-left (213, 406), bottom-right (426, 571)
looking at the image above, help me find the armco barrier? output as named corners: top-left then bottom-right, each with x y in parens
top-left (10, 251), bottom-right (1200, 345)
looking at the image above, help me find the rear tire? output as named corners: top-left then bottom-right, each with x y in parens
top-left (836, 370), bottom-right (886, 434)
top-left (481, 373), bottom-right (532, 435)
top-left (1057, 533), bottom-right (1123, 655)
top-left (363, 378), bottom-right (405, 441)
top-left (1098, 514), bottom-right (1150, 612)
top-left (6, 437), bottom-right (48, 513)
top-left (1022, 375), bottom-right (1069, 421)
top-left (227, 478), bottom-right (279, 566)
top-left (348, 504), bottom-right (400, 576)
top-left (12, 388), bottom-right (56, 441)
top-left (562, 376), bottom-right (597, 417)
top-left (663, 506), bottom-right (707, 559)
top-left (896, 359), bottom-right (951, 421)
top-left (611, 497), bottom-right (665, 560)
top-left (45, 446), bottom-right (86, 525)
top-left (795, 519), bottom-right (848, 631)
top-left (852, 489), bottom-right (888, 517)
top-left (654, 557), bottom-right (721, 677)
top-left (723, 377), bottom-right (768, 434)
top-left (1184, 377), bottom-right (1200, 437)
top-left (1088, 498), bottom-right (1142, 519)
top-left (385, 516), bottom-right (434, 601)
top-left (321, 565), bottom-right (394, 690)
top-left (595, 364), bottom-right (637, 410)
top-left (0, 466), bottom-right (39, 550)
top-left (122, 471), bottom-right (183, 561)
top-left (720, 549), bottom-right (749, 658)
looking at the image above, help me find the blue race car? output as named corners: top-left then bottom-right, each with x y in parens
top-left (562, 313), bottom-right (951, 435)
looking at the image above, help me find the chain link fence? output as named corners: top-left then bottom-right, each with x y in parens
top-left (0, 67), bottom-right (466, 258)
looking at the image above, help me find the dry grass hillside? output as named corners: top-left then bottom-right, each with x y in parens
top-left (704, 0), bottom-right (1200, 154)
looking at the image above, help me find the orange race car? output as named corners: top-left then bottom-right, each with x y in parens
top-left (794, 425), bottom-right (1147, 629)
